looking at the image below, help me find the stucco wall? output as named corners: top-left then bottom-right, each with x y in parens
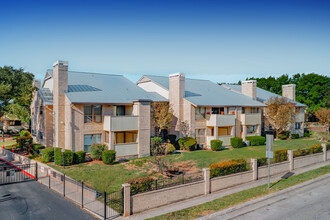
top-left (294, 153), bottom-right (323, 169)
top-left (210, 171), bottom-right (253, 192)
top-left (258, 161), bottom-right (289, 179)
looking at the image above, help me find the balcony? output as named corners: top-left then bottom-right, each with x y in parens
top-left (206, 114), bottom-right (235, 127)
top-left (103, 115), bottom-right (138, 132)
top-left (295, 113), bottom-right (304, 122)
top-left (240, 113), bottom-right (261, 125)
top-left (114, 143), bottom-right (138, 157)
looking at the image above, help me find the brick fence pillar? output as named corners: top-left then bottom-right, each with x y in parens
top-left (122, 183), bottom-right (131, 217)
top-left (288, 150), bottom-right (294, 171)
top-left (203, 168), bottom-right (210, 195)
top-left (322, 143), bottom-right (327, 162)
top-left (251, 158), bottom-right (258, 180)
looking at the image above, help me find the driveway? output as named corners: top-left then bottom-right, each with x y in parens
top-left (0, 180), bottom-right (97, 220)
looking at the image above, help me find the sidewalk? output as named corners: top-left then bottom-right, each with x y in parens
top-left (124, 161), bottom-right (330, 220)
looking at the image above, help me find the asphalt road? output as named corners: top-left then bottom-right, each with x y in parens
top-left (211, 176), bottom-right (330, 220)
top-left (0, 180), bottom-right (97, 220)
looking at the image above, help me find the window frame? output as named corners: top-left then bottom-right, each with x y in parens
top-left (114, 131), bottom-right (138, 144)
top-left (195, 107), bottom-right (206, 120)
top-left (84, 134), bottom-right (102, 152)
top-left (84, 105), bottom-right (102, 123)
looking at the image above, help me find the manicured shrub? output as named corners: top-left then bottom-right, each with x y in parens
top-left (74, 151), bottom-right (86, 164)
top-left (274, 149), bottom-right (288, 162)
top-left (102, 150), bottom-right (116, 164)
top-left (278, 131), bottom-right (290, 140)
top-left (257, 158), bottom-right (268, 166)
top-left (41, 147), bottom-right (55, 162)
top-left (293, 148), bottom-right (310, 158)
top-left (211, 140), bottom-right (223, 151)
top-left (291, 134), bottom-right (300, 139)
top-left (310, 144), bottom-right (322, 154)
top-left (90, 144), bottom-right (106, 160)
top-left (125, 176), bottom-right (154, 195)
top-left (245, 136), bottom-right (266, 146)
top-left (209, 159), bottom-right (247, 178)
top-left (165, 143), bottom-right (176, 154)
top-left (16, 135), bottom-right (33, 150)
top-left (54, 148), bottom-right (74, 166)
top-left (304, 131), bottom-right (311, 137)
top-left (230, 137), bottom-right (243, 148)
top-left (151, 137), bottom-right (163, 155)
top-left (19, 130), bottom-right (30, 137)
top-left (178, 137), bottom-right (197, 151)
top-left (33, 144), bottom-right (45, 151)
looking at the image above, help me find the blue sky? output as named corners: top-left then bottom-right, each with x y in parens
top-left (0, 0), bottom-right (329, 84)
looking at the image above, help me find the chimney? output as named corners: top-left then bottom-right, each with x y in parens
top-left (242, 80), bottom-right (257, 100)
top-left (282, 84), bottom-right (296, 101)
top-left (169, 73), bottom-right (185, 136)
top-left (33, 79), bottom-right (41, 89)
top-left (53, 60), bottom-right (68, 148)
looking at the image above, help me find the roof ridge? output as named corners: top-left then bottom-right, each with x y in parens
top-left (146, 74), bottom-right (211, 82)
top-left (48, 69), bottom-right (123, 77)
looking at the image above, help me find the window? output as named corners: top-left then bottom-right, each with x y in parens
top-left (40, 107), bottom-right (43, 115)
top-left (116, 106), bottom-right (126, 116)
top-left (295, 122), bottom-right (301, 129)
top-left (84, 134), bottom-right (101, 152)
top-left (84, 105), bottom-right (102, 123)
top-left (248, 125), bottom-right (257, 133)
top-left (218, 127), bottom-right (230, 136)
top-left (251, 107), bottom-right (259, 113)
top-left (195, 129), bottom-right (205, 147)
top-left (195, 107), bottom-right (206, 120)
top-left (242, 107), bottom-right (245, 114)
top-left (212, 107), bottom-right (219, 114)
top-left (115, 131), bottom-right (137, 144)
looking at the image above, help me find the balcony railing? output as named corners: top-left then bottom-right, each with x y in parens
top-left (240, 113), bottom-right (261, 125)
top-left (295, 113), bottom-right (304, 122)
top-left (206, 114), bottom-right (235, 127)
top-left (103, 115), bottom-right (138, 132)
top-left (114, 143), bottom-right (138, 157)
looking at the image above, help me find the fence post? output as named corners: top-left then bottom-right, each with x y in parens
top-left (288, 150), bottom-right (294, 171)
top-left (202, 168), bottom-right (210, 195)
top-left (49, 175), bottom-right (50, 189)
top-left (81, 181), bottom-right (84, 208)
top-left (251, 158), bottom-right (258, 180)
top-left (63, 174), bottom-right (66, 197)
top-left (35, 163), bottom-right (38, 181)
top-left (122, 183), bottom-right (131, 217)
top-left (322, 143), bottom-right (327, 162)
top-left (104, 191), bottom-right (107, 220)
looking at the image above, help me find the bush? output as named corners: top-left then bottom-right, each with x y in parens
top-left (257, 158), bottom-right (268, 166)
top-left (211, 140), bottom-right (223, 151)
top-left (164, 143), bottom-right (176, 154)
top-left (74, 151), bottom-right (86, 164)
top-left (209, 159), bottom-right (247, 178)
top-left (33, 144), bottom-right (45, 151)
top-left (230, 137), bottom-right (243, 148)
top-left (102, 150), bottom-right (116, 164)
top-left (167, 134), bottom-right (177, 145)
top-left (245, 136), bottom-right (266, 146)
top-left (178, 137), bottom-right (197, 151)
top-left (16, 135), bottom-right (33, 150)
top-left (274, 149), bottom-right (288, 162)
top-left (304, 132), bottom-right (311, 137)
top-left (278, 131), bottom-right (290, 140)
top-left (19, 130), bottom-right (30, 137)
top-left (125, 176), bottom-right (154, 195)
top-left (151, 137), bottom-right (163, 155)
top-left (293, 148), bottom-right (310, 158)
top-left (41, 147), bottom-right (55, 162)
top-left (54, 148), bottom-right (74, 166)
top-left (291, 134), bottom-right (300, 139)
top-left (90, 144), bottom-right (106, 160)
top-left (310, 144), bottom-right (322, 154)
top-left (327, 143), bottom-right (330, 151)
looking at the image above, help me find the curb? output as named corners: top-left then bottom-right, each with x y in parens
top-left (198, 172), bottom-right (330, 220)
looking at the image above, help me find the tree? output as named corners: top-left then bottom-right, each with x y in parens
top-left (264, 96), bottom-right (296, 139)
top-left (179, 120), bottom-right (191, 137)
top-left (315, 108), bottom-right (330, 126)
top-left (151, 102), bottom-right (174, 135)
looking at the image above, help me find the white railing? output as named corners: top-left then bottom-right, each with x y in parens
top-left (103, 115), bottom-right (138, 131)
top-left (114, 143), bottom-right (138, 157)
top-left (240, 113), bottom-right (261, 125)
top-left (206, 114), bottom-right (235, 127)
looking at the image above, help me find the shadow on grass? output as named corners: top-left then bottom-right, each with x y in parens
top-left (271, 172), bottom-right (295, 188)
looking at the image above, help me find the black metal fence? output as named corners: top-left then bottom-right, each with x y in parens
top-left (131, 171), bottom-right (204, 195)
top-left (0, 159), bottom-right (36, 185)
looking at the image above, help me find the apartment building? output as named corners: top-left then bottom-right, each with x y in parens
top-left (137, 73), bottom-right (266, 147)
top-left (222, 82), bottom-right (306, 136)
top-left (31, 61), bottom-right (165, 158)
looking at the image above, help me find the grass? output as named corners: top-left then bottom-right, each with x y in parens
top-left (149, 165), bottom-right (330, 220)
top-left (48, 137), bottom-right (321, 193)
top-left (1, 140), bottom-right (17, 149)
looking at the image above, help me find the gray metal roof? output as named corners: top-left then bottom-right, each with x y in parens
top-left (222, 84), bottom-right (306, 107)
top-left (38, 88), bottom-right (53, 105)
top-left (47, 70), bottom-right (166, 104)
top-left (144, 75), bottom-right (266, 107)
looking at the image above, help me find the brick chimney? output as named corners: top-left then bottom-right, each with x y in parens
top-left (282, 84), bottom-right (296, 101)
top-left (169, 73), bottom-right (185, 136)
top-left (53, 60), bottom-right (68, 148)
top-left (242, 80), bottom-right (257, 100)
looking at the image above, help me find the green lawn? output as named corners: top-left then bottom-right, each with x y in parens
top-left (149, 165), bottom-right (330, 220)
top-left (50, 137), bottom-right (322, 193)
top-left (1, 140), bottom-right (17, 149)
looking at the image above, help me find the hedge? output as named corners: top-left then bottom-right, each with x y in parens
top-left (91, 144), bottom-right (106, 160)
top-left (304, 132), bottom-right (311, 137)
top-left (74, 151), bottom-right (86, 164)
top-left (278, 131), bottom-right (290, 140)
top-left (16, 135), bottom-right (33, 150)
top-left (293, 148), bottom-right (310, 158)
top-left (274, 149), bottom-right (288, 162)
top-left (230, 137), bottom-right (243, 148)
top-left (54, 148), bottom-right (74, 166)
top-left (178, 137), bottom-right (197, 151)
top-left (33, 144), bottom-right (45, 151)
top-left (211, 140), bottom-right (222, 151)
top-left (165, 143), bottom-right (176, 154)
top-left (19, 130), bottom-right (30, 137)
top-left (125, 176), bottom-right (154, 195)
top-left (102, 150), bottom-right (116, 164)
top-left (245, 136), bottom-right (266, 146)
top-left (209, 159), bottom-right (247, 178)
top-left (41, 147), bottom-right (55, 162)
top-left (291, 134), bottom-right (300, 139)
top-left (257, 158), bottom-right (268, 166)
top-left (310, 144), bottom-right (322, 154)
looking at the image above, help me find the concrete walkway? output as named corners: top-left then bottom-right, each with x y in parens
top-left (124, 161), bottom-right (330, 219)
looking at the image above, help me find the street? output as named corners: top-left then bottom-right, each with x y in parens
top-left (210, 175), bottom-right (330, 220)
